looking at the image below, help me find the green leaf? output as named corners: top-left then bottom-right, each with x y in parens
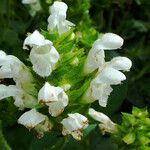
top-left (122, 133), bottom-right (135, 145)
top-left (0, 121), bottom-right (11, 150)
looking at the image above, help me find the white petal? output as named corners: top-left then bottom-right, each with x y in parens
top-left (0, 85), bottom-right (22, 100)
top-left (47, 89), bottom-right (69, 117)
top-left (61, 113), bottom-right (88, 140)
top-left (108, 56), bottom-right (132, 71)
top-left (18, 109), bottom-right (46, 129)
top-left (84, 48), bottom-right (105, 74)
top-left (23, 30), bottom-right (52, 49)
top-left (93, 33), bottom-right (124, 50)
top-left (93, 67), bottom-right (126, 85)
top-left (90, 83), bottom-right (113, 107)
top-left (38, 82), bottom-right (62, 103)
top-left (30, 44), bottom-right (59, 77)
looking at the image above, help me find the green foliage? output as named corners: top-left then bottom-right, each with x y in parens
top-left (112, 107), bottom-right (150, 149)
top-left (0, 121), bottom-right (11, 150)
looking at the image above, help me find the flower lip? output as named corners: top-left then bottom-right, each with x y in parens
top-left (93, 33), bottom-right (124, 50)
top-left (18, 109), bottom-right (46, 129)
top-left (93, 67), bottom-right (126, 85)
top-left (50, 1), bottom-right (68, 15)
top-left (108, 56), bottom-right (132, 72)
top-left (23, 30), bottom-right (52, 50)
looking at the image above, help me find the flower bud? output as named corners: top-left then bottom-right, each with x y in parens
top-left (89, 108), bottom-right (116, 134)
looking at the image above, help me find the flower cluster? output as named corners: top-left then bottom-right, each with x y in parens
top-left (83, 33), bottom-right (132, 107)
top-left (0, 1), bottom-right (132, 140)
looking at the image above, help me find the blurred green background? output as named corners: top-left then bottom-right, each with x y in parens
top-left (0, 0), bottom-right (150, 149)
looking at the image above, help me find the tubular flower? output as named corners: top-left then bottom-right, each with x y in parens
top-left (47, 1), bottom-right (74, 35)
top-left (84, 33), bottom-right (124, 74)
top-left (38, 82), bottom-right (69, 117)
top-left (23, 30), bottom-right (60, 77)
top-left (89, 108), bottom-right (116, 134)
top-left (61, 113), bottom-right (88, 140)
top-left (18, 109), bottom-right (52, 134)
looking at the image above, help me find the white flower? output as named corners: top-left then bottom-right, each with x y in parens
top-left (23, 31), bottom-right (60, 77)
top-left (47, 1), bottom-right (74, 35)
top-left (84, 33), bottom-right (124, 74)
top-left (61, 113), bottom-right (88, 140)
top-left (18, 109), bottom-right (46, 129)
top-left (38, 82), bottom-right (69, 117)
top-left (85, 66), bottom-right (126, 107)
top-left (23, 30), bottom-right (51, 50)
top-left (30, 44), bottom-right (59, 77)
top-left (89, 108), bottom-right (116, 134)
top-left (107, 56), bottom-right (132, 72)
top-left (22, 0), bottom-right (38, 4)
